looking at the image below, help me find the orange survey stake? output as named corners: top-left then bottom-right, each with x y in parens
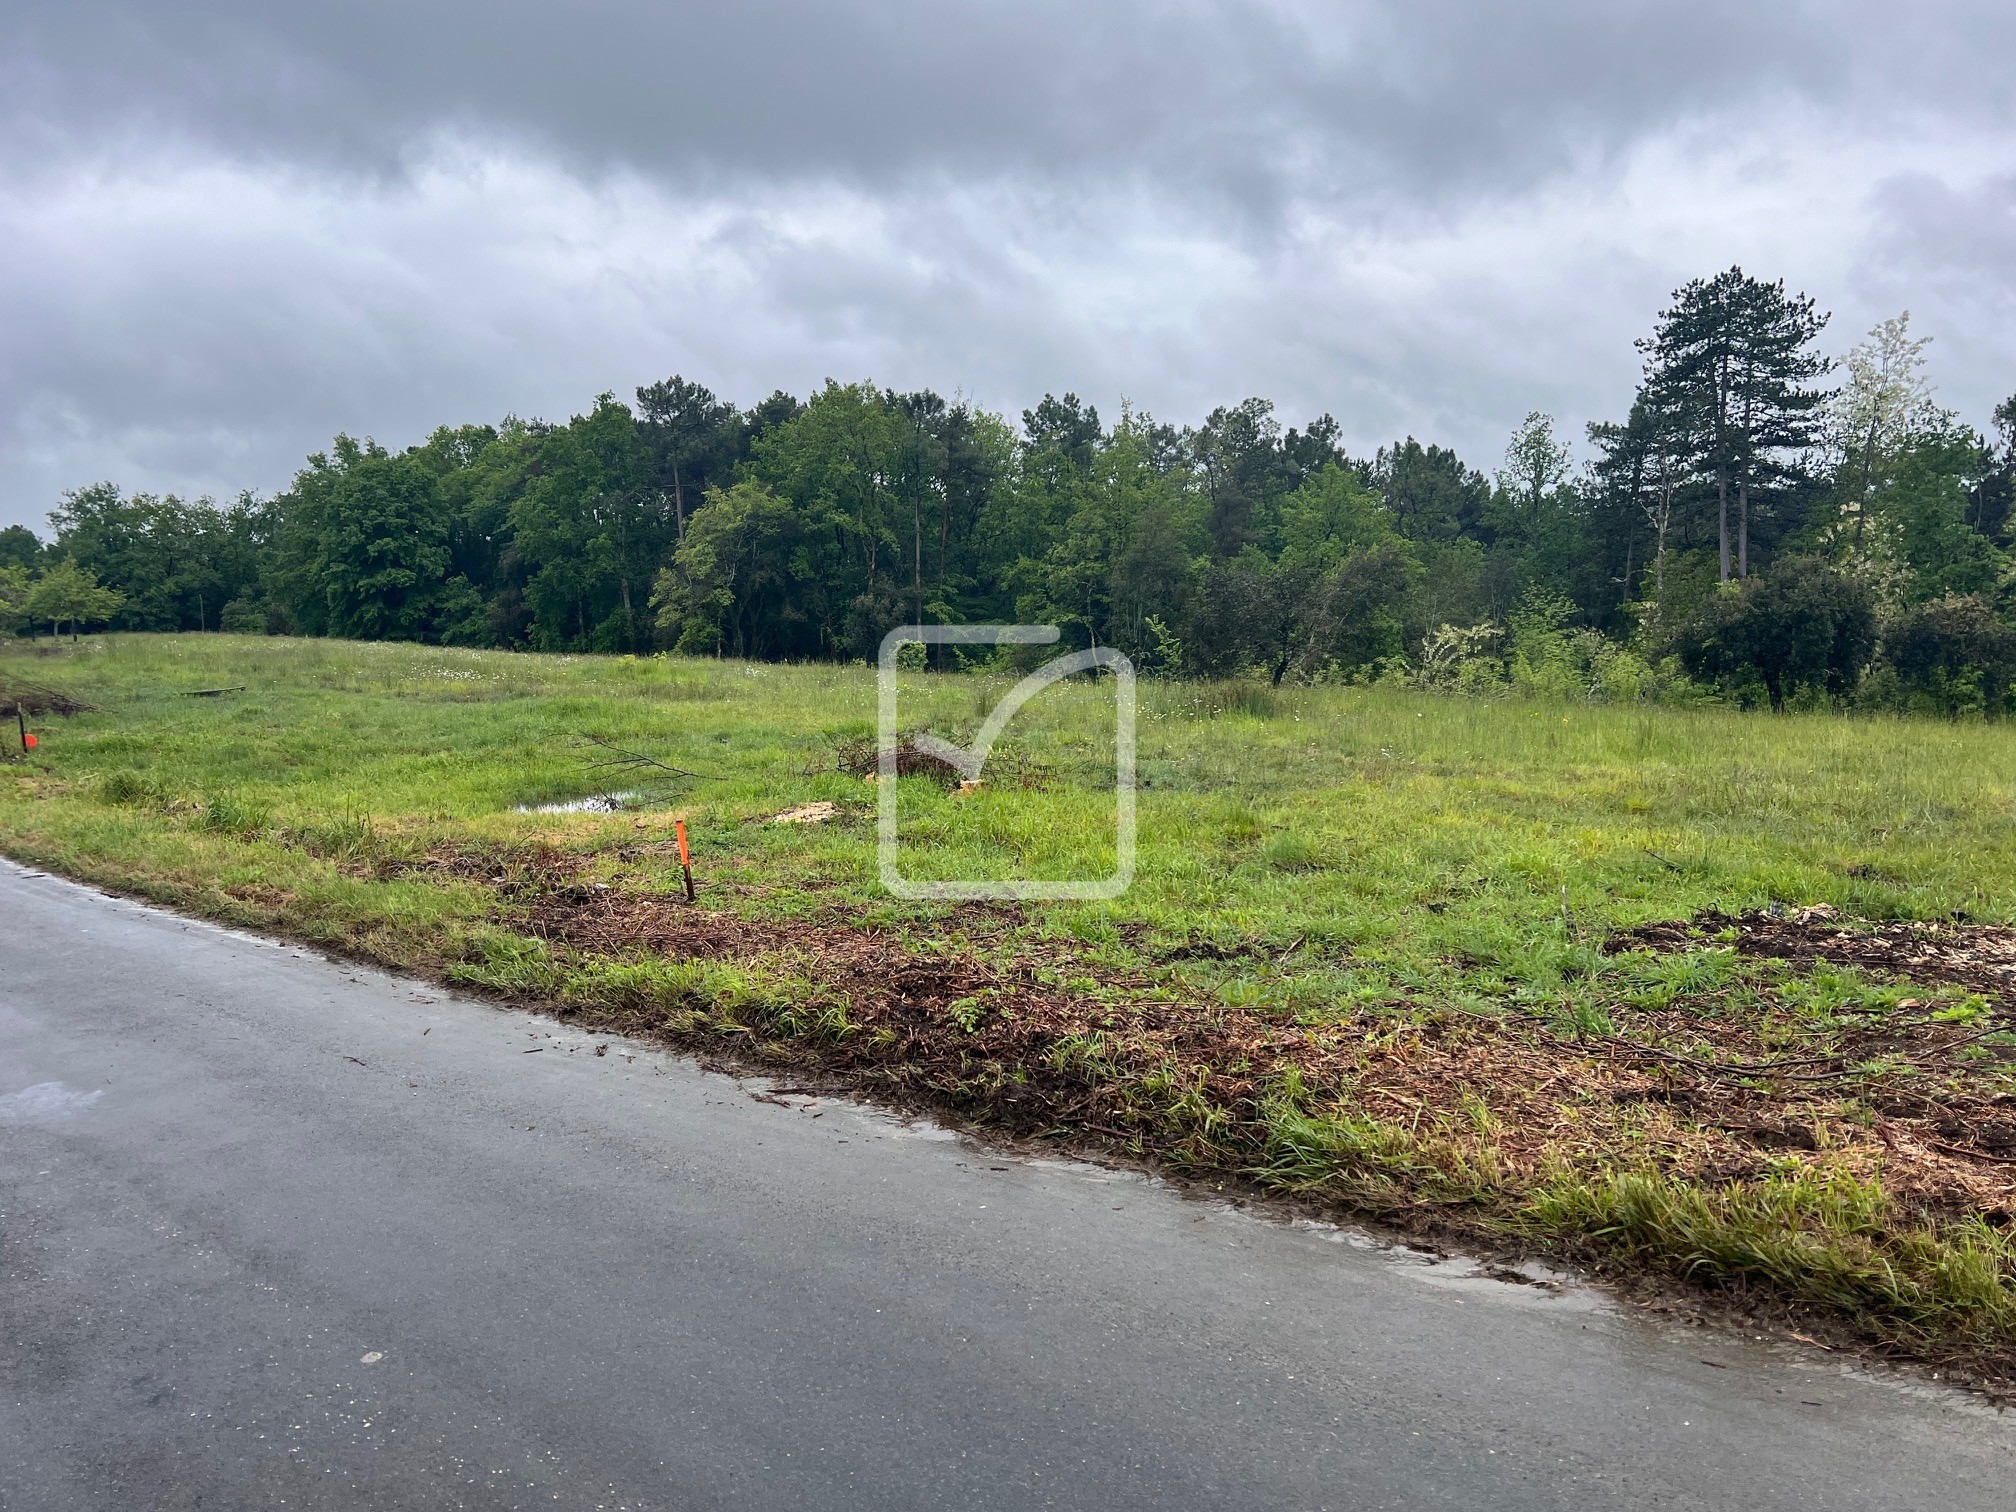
top-left (675, 818), bottom-right (696, 902)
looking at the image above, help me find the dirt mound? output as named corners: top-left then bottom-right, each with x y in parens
top-left (770, 801), bottom-right (840, 824)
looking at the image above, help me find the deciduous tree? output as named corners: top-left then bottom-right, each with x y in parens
top-left (25, 558), bottom-right (126, 642)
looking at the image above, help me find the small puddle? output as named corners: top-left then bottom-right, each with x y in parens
top-left (513, 792), bottom-right (646, 814)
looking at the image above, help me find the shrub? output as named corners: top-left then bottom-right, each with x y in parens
top-left (1410, 621), bottom-right (1505, 693)
top-left (1407, 596), bottom-right (1699, 706)
top-left (218, 598), bottom-right (271, 635)
top-left (1884, 594), bottom-right (2016, 717)
top-left (1674, 556), bottom-right (1877, 710)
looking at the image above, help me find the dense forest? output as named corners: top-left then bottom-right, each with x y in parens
top-left (6, 267), bottom-right (2014, 714)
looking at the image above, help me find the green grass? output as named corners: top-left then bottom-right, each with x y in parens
top-left (11, 633), bottom-right (2014, 944)
top-left (7, 632), bottom-right (2016, 1379)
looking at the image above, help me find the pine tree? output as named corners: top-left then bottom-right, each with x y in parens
top-left (1637, 268), bottom-right (1830, 581)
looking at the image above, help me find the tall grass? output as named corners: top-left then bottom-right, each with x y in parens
top-left (9, 634), bottom-right (2016, 974)
top-left (1526, 1168), bottom-right (2016, 1348)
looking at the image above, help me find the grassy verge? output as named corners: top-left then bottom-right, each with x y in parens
top-left (8, 633), bottom-right (2016, 1382)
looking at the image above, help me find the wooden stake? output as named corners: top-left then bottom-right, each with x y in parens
top-left (676, 818), bottom-right (696, 903)
top-left (15, 708), bottom-right (24, 754)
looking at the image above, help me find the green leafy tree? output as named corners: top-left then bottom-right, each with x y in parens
top-left (1192, 397), bottom-right (1283, 557)
top-left (651, 481), bottom-right (822, 658)
top-left (274, 438), bottom-right (459, 641)
top-left (48, 483), bottom-right (264, 632)
top-left (635, 376), bottom-right (741, 542)
top-left (1495, 412), bottom-right (1573, 523)
top-left (1828, 312), bottom-right (1936, 550)
top-left (1368, 438), bottom-right (1494, 633)
top-left (1276, 462), bottom-right (1396, 569)
top-left (1886, 594), bottom-right (2016, 716)
top-left (888, 389), bottom-right (952, 632)
top-left (1183, 513), bottom-right (1414, 686)
top-left (1484, 412), bottom-right (1587, 612)
top-left (0, 564), bottom-right (31, 636)
top-left (1301, 540), bottom-right (1419, 676)
top-left (1588, 390), bottom-right (1691, 629)
top-left (1978, 394), bottom-right (2016, 545)
top-left (1371, 438), bottom-right (1490, 545)
top-left (1879, 421), bottom-right (2005, 602)
top-left (509, 395), bottom-right (661, 651)
top-left (427, 418), bottom-right (544, 646)
top-left (1279, 414), bottom-right (1348, 491)
top-left (1091, 411), bottom-right (1204, 654)
top-left (1009, 407), bottom-right (1191, 655)
top-left (747, 381), bottom-right (906, 657)
top-left (317, 453), bottom-right (452, 640)
top-left (1020, 393), bottom-right (1103, 479)
top-left (1675, 556), bottom-right (1876, 709)
top-left (1108, 498), bottom-right (1195, 652)
top-left (983, 394), bottom-right (1103, 610)
top-left (0, 525), bottom-right (42, 572)
top-left (1183, 552), bottom-right (1311, 683)
top-left (929, 400), bottom-right (1016, 633)
top-left (26, 559), bottom-right (126, 641)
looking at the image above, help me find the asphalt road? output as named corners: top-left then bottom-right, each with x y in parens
top-left (3, 860), bottom-right (2013, 1510)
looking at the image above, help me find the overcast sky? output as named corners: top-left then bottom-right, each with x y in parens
top-left (4, 0), bottom-right (2012, 533)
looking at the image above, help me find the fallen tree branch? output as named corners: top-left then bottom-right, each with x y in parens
top-left (574, 735), bottom-right (714, 781)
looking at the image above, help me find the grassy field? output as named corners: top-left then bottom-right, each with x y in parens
top-left (8, 633), bottom-right (2016, 1382)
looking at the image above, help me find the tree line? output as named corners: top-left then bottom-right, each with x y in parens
top-left (6, 267), bottom-right (2014, 713)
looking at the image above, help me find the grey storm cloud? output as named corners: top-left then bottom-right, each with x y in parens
top-left (11, 1), bottom-right (2009, 201)
top-left (3, 0), bottom-right (2014, 529)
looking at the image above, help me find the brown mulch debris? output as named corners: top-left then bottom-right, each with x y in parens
top-left (0, 681), bottom-right (93, 717)
top-left (347, 840), bottom-right (589, 893)
top-left (515, 889), bottom-right (2016, 1225)
top-left (1612, 908), bottom-right (2016, 1006)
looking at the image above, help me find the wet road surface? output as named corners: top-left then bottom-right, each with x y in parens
top-left (3, 859), bottom-right (2012, 1509)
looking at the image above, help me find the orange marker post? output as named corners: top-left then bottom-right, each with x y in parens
top-left (676, 818), bottom-right (696, 903)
